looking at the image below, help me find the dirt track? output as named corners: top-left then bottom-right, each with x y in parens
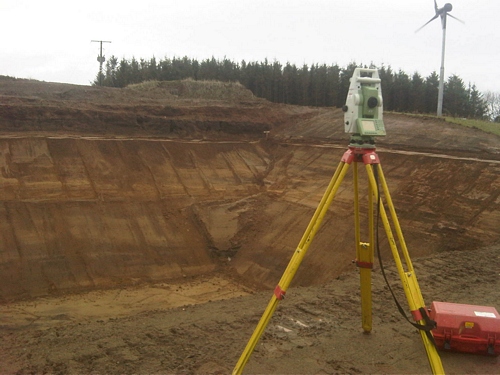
top-left (0, 78), bottom-right (499, 374)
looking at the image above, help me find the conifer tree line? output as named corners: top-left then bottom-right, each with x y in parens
top-left (95, 55), bottom-right (493, 120)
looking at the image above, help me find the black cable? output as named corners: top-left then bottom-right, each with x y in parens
top-left (373, 164), bottom-right (437, 341)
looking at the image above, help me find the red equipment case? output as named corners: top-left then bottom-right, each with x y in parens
top-left (429, 301), bottom-right (500, 356)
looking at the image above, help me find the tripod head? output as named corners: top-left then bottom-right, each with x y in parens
top-left (342, 68), bottom-right (385, 148)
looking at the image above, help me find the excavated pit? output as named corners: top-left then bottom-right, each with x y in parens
top-left (0, 81), bottom-right (500, 301)
top-left (0, 79), bottom-right (499, 374)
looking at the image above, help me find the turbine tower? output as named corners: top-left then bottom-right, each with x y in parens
top-left (416, 1), bottom-right (463, 116)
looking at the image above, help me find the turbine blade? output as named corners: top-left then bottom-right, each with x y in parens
top-left (447, 13), bottom-right (465, 24)
top-left (415, 14), bottom-right (439, 33)
top-left (434, 0), bottom-right (438, 12)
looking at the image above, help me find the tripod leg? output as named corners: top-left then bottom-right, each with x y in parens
top-left (377, 163), bottom-right (423, 300)
top-left (365, 163), bottom-right (445, 375)
top-left (353, 163), bottom-right (374, 333)
top-left (354, 162), bottom-right (373, 333)
top-left (232, 159), bottom-right (351, 375)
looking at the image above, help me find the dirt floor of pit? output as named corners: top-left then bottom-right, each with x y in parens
top-left (1, 245), bottom-right (499, 374)
top-left (0, 78), bottom-right (499, 374)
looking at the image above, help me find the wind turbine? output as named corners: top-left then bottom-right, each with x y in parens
top-left (416, 1), bottom-right (464, 116)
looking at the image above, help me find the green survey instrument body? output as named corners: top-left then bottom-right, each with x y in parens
top-left (343, 68), bottom-right (386, 138)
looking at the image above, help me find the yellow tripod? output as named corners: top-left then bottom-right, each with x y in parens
top-left (233, 145), bottom-right (444, 375)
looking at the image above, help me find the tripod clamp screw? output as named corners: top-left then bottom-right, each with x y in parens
top-left (354, 259), bottom-right (374, 269)
top-left (274, 285), bottom-right (286, 300)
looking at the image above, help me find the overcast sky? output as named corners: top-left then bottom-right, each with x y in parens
top-left (1, 0), bottom-right (499, 93)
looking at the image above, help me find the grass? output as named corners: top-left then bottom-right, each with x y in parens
top-left (392, 111), bottom-right (500, 136)
top-left (444, 117), bottom-right (500, 136)
top-left (126, 80), bottom-right (161, 91)
top-left (170, 79), bottom-right (256, 101)
top-left (126, 79), bottom-right (256, 101)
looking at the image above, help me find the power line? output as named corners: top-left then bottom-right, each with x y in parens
top-left (91, 40), bottom-right (112, 86)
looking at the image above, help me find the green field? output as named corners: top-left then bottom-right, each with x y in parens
top-left (396, 111), bottom-right (500, 136)
top-left (445, 117), bottom-right (500, 136)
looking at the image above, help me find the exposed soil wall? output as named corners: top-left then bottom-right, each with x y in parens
top-left (0, 137), bottom-right (271, 300)
top-left (0, 135), bottom-right (498, 300)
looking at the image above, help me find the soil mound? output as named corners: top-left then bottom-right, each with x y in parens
top-left (127, 79), bottom-right (258, 102)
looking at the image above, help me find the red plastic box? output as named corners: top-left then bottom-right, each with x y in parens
top-left (429, 301), bottom-right (500, 356)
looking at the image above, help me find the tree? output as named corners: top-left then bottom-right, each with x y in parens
top-left (282, 63), bottom-right (299, 105)
top-left (444, 75), bottom-right (468, 117)
top-left (392, 70), bottom-right (411, 112)
top-left (410, 72), bottom-right (426, 113)
top-left (114, 58), bottom-right (131, 87)
top-left (424, 72), bottom-right (439, 114)
top-left (198, 57), bottom-right (219, 80)
top-left (158, 58), bottom-right (172, 81)
top-left (298, 64), bottom-right (310, 105)
top-left (338, 62), bottom-right (357, 108)
top-left (98, 55), bottom-right (118, 87)
top-left (309, 64), bottom-right (319, 106)
top-left (271, 60), bottom-right (283, 103)
top-left (466, 84), bottom-right (488, 119)
top-left (311, 64), bottom-right (329, 107)
top-left (325, 64), bottom-right (340, 107)
top-left (378, 65), bottom-right (394, 111)
top-left (260, 59), bottom-right (273, 101)
top-left (484, 91), bottom-right (500, 122)
top-left (129, 57), bottom-right (141, 84)
top-left (144, 57), bottom-right (158, 81)
top-left (219, 57), bottom-right (238, 82)
top-left (92, 55), bottom-right (489, 120)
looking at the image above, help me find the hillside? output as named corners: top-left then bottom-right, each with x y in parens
top-left (0, 79), bottom-right (498, 374)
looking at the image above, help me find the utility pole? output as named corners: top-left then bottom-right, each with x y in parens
top-left (91, 40), bottom-right (111, 86)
